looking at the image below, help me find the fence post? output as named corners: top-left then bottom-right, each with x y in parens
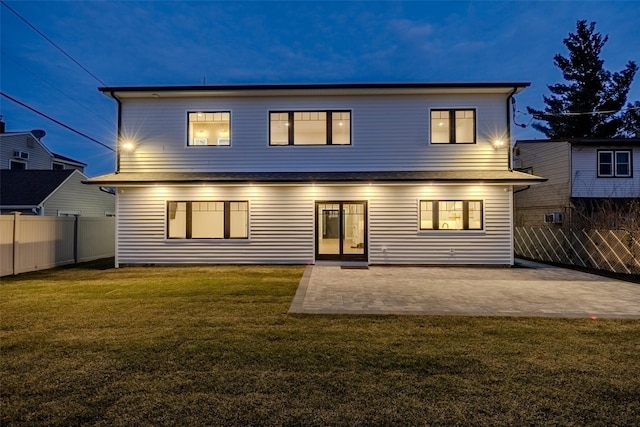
top-left (73, 215), bottom-right (79, 264)
top-left (12, 212), bottom-right (21, 275)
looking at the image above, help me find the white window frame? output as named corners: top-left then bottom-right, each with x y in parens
top-left (598, 149), bottom-right (632, 178)
top-left (186, 111), bottom-right (232, 147)
top-left (9, 159), bottom-right (27, 170)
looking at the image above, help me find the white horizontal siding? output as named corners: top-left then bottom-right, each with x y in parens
top-left (571, 146), bottom-right (640, 198)
top-left (513, 142), bottom-right (571, 225)
top-left (116, 184), bottom-right (513, 266)
top-left (119, 93), bottom-right (510, 173)
top-left (0, 134), bottom-right (52, 170)
top-left (43, 171), bottom-right (115, 217)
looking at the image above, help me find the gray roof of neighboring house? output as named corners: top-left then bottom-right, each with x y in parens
top-left (0, 169), bottom-right (75, 206)
top-left (52, 152), bottom-right (87, 166)
top-left (84, 170), bottom-right (546, 185)
top-left (516, 138), bottom-right (640, 146)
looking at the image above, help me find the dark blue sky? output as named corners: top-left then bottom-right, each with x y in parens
top-left (1, 1), bottom-right (639, 176)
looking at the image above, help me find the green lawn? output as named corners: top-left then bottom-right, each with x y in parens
top-left (1, 260), bottom-right (639, 426)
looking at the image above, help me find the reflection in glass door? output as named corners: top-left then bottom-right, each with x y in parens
top-left (316, 201), bottom-right (367, 261)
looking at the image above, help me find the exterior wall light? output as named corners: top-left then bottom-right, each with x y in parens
top-left (121, 141), bottom-right (135, 152)
top-left (492, 139), bottom-right (505, 149)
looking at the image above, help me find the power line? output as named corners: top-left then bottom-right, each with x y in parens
top-left (1, 0), bottom-right (108, 87)
top-left (524, 105), bottom-right (640, 118)
top-left (1, 91), bottom-right (115, 153)
top-left (2, 53), bottom-right (112, 127)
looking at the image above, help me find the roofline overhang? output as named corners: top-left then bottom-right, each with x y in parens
top-left (99, 82), bottom-right (531, 98)
top-left (52, 154), bottom-right (87, 167)
top-left (84, 172), bottom-right (546, 186)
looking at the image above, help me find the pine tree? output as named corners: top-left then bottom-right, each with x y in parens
top-left (620, 101), bottom-right (640, 138)
top-left (527, 20), bottom-right (637, 138)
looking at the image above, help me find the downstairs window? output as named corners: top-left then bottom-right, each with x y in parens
top-left (420, 200), bottom-right (483, 230)
top-left (167, 201), bottom-right (248, 239)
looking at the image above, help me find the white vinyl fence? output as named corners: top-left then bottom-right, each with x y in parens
top-left (0, 213), bottom-right (114, 276)
top-left (515, 227), bottom-right (640, 275)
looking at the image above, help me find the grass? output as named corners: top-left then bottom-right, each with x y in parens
top-left (1, 260), bottom-right (639, 426)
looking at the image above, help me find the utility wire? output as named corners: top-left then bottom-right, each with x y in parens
top-left (524, 105), bottom-right (640, 118)
top-left (2, 53), bottom-right (112, 127)
top-left (1, 91), bottom-right (115, 153)
top-left (1, 0), bottom-right (108, 87)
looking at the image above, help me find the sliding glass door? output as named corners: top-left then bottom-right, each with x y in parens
top-left (316, 201), bottom-right (367, 261)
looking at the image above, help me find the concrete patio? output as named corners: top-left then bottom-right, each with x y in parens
top-left (289, 259), bottom-right (640, 318)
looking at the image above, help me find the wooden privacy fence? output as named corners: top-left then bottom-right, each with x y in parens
top-left (515, 226), bottom-right (640, 275)
top-left (0, 213), bottom-right (115, 276)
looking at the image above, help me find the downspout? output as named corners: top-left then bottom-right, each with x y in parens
top-left (111, 91), bottom-right (122, 173)
top-left (506, 87), bottom-right (518, 172)
top-left (110, 90), bottom-right (122, 269)
top-left (507, 87), bottom-right (518, 267)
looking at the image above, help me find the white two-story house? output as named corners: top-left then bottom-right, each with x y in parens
top-left (514, 138), bottom-right (639, 228)
top-left (87, 83), bottom-right (544, 267)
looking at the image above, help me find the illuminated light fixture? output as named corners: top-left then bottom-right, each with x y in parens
top-left (492, 139), bottom-right (506, 149)
top-left (438, 122), bottom-right (444, 127)
top-left (121, 141), bottom-right (135, 152)
top-left (197, 112), bottom-right (203, 117)
top-left (219, 129), bottom-right (229, 137)
top-left (196, 129), bottom-right (206, 137)
top-left (339, 122), bottom-right (344, 126)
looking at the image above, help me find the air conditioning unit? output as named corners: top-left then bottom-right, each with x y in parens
top-left (544, 212), bottom-right (564, 224)
top-left (13, 150), bottom-right (29, 160)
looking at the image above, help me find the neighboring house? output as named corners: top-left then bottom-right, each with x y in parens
top-left (513, 138), bottom-right (639, 228)
top-left (86, 83), bottom-right (544, 267)
top-left (0, 120), bottom-right (115, 217)
top-left (0, 126), bottom-right (87, 171)
top-left (0, 169), bottom-right (115, 216)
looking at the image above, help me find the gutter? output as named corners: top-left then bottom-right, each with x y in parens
top-left (111, 91), bottom-right (122, 173)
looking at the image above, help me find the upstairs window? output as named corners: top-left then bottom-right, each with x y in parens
top-left (420, 200), bottom-right (483, 230)
top-left (188, 112), bottom-right (231, 146)
top-left (52, 162), bottom-right (65, 170)
top-left (269, 111), bottom-right (351, 145)
top-left (167, 201), bottom-right (248, 239)
top-left (430, 109), bottom-right (476, 144)
top-left (598, 150), bottom-right (632, 177)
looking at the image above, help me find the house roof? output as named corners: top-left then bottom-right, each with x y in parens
top-left (516, 138), bottom-right (640, 147)
top-left (0, 170), bottom-right (76, 207)
top-left (99, 82), bottom-right (530, 99)
top-left (84, 170), bottom-right (546, 186)
top-left (52, 152), bottom-right (87, 167)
